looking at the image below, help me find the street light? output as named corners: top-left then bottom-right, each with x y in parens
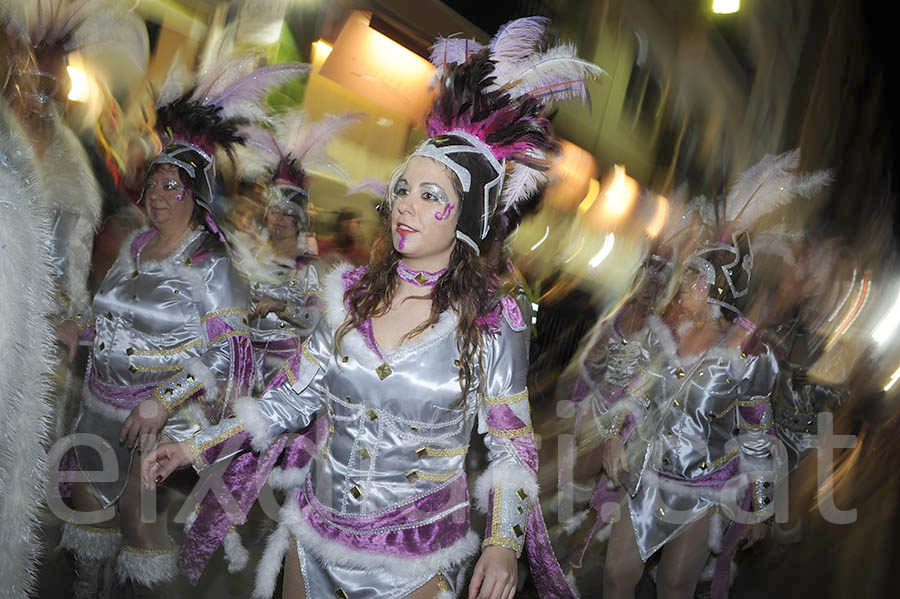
top-left (712, 0), bottom-right (740, 15)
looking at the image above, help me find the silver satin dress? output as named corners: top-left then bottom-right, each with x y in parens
top-left (597, 316), bottom-right (779, 561)
top-left (190, 264), bottom-right (537, 598)
top-left (71, 228), bottom-right (251, 507)
top-left (238, 248), bottom-right (321, 386)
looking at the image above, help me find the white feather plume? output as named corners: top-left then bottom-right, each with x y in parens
top-left (725, 150), bottom-right (832, 232)
top-left (429, 35), bottom-right (485, 68)
top-left (489, 43), bottom-right (608, 104)
top-left (488, 16), bottom-right (550, 67)
top-left (499, 158), bottom-right (547, 213)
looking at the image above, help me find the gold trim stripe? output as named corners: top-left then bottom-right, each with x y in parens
top-left (187, 438), bottom-right (206, 470)
top-left (708, 400), bottom-right (737, 420)
top-left (738, 395), bottom-right (770, 407)
top-left (208, 329), bottom-right (251, 346)
top-left (195, 422), bottom-right (244, 452)
top-left (201, 308), bottom-right (248, 324)
top-left (302, 338), bottom-right (320, 367)
top-left (483, 390), bottom-right (529, 406)
top-left (491, 484), bottom-right (503, 539)
top-left (706, 448), bottom-right (739, 470)
top-left (284, 361), bottom-right (298, 386)
top-left (419, 445), bottom-right (469, 458)
top-left (482, 536), bottom-right (523, 553)
top-left (740, 420), bottom-right (774, 431)
top-left (487, 424), bottom-right (533, 438)
top-left (159, 382), bottom-right (203, 413)
top-left (132, 364), bottom-right (184, 373)
top-left (414, 469), bottom-right (461, 483)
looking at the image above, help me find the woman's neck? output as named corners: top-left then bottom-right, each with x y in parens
top-left (151, 224), bottom-right (194, 257)
top-left (271, 235), bottom-right (299, 258)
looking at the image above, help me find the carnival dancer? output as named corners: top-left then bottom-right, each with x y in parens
top-left (53, 54), bottom-right (306, 597)
top-left (597, 151), bottom-right (830, 599)
top-left (236, 111), bottom-right (359, 385)
top-left (143, 16), bottom-right (604, 599)
top-left (558, 250), bottom-right (671, 575)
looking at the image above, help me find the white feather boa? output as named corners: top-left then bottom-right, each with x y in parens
top-left (0, 104), bottom-right (59, 599)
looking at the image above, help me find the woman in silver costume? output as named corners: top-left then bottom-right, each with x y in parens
top-left (143, 17), bottom-right (603, 599)
top-left (597, 151), bottom-right (830, 599)
top-left (236, 112), bottom-right (358, 386)
top-left (598, 258), bottom-right (777, 599)
top-left (53, 58), bottom-right (306, 596)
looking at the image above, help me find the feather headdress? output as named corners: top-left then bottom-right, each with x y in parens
top-left (414, 16), bottom-right (606, 253)
top-left (241, 110), bottom-right (360, 227)
top-left (1, 0), bottom-right (149, 115)
top-left (685, 149), bottom-right (832, 317)
top-left (148, 52), bottom-right (308, 220)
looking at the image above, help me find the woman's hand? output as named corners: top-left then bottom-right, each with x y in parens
top-left (601, 437), bottom-right (628, 488)
top-left (141, 440), bottom-right (192, 490)
top-left (120, 398), bottom-right (168, 449)
top-left (741, 522), bottom-right (767, 549)
top-left (55, 319), bottom-right (80, 364)
top-left (252, 296), bottom-right (285, 318)
top-left (469, 545), bottom-right (518, 599)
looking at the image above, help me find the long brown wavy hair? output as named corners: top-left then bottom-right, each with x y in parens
top-left (334, 159), bottom-right (508, 403)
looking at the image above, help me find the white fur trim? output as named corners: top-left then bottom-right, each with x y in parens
top-left (322, 263), bottom-right (458, 371)
top-left (708, 509), bottom-right (726, 554)
top-left (560, 509), bottom-right (589, 535)
top-left (233, 396), bottom-right (274, 452)
top-left (564, 572), bottom-right (580, 597)
top-left (183, 510), bottom-right (198, 533)
top-left (184, 357), bottom-right (219, 399)
top-left (116, 545), bottom-right (177, 586)
top-left (436, 591), bottom-right (455, 599)
top-left (472, 461), bottom-right (539, 514)
top-left (276, 497), bottom-right (481, 578)
top-left (59, 523), bottom-right (122, 561)
top-left (266, 463), bottom-right (311, 491)
top-left (253, 522), bottom-right (291, 598)
top-left (322, 262), bottom-right (355, 330)
top-left (223, 528), bottom-right (250, 573)
top-left (0, 105), bottom-right (58, 599)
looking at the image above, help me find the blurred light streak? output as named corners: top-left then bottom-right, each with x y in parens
top-left (577, 178), bottom-right (601, 214)
top-left (529, 226), bottom-right (550, 252)
top-left (588, 233), bottom-right (615, 268)
top-left (311, 40), bottom-right (333, 69)
top-left (67, 65), bottom-right (89, 102)
top-left (828, 269), bottom-right (858, 322)
top-left (646, 195), bottom-right (669, 237)
top-left (884, 364), bottom-right (900, 392)
top-left (562, 233), bottom-right (585, 264)
top-left (873, 284), bottom-right (900, 345)
top-left (712, 0), bottom-right (740, 15)
top-left (600, 165), bottom-right (638, 221)
top-left (827, 275), bottom-right (870, 350)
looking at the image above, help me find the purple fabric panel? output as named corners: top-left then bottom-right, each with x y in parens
top-left (711, 490), bottom-right (752, 599)
top-left (180, 435), bottom-right (289, 584)
top-left (508, 435), bottom-right (539, 473)
top-left (88, 372), bottom-right (155, 408)
top-left (656, 458), bottom-right (741, 488)
top-left (279, 419), bottom-right (324, 471)
top-left (358, 318), bottom-right (383, 359)
top-left (567, 475), bottom-right (619, 567)
top-left (569, 376), bottom-right (591, 405)
top-left (619, 412), bottom-right (637, 440)
top-left (306, 294), bottom-right (323, 308)
top-left (229, 334), bottom-right (254, 399)
top-left (264, 344), bottom-right (303, 392)
top-left (298, 475), bottom-right (471, 557)
top-left (80, 324), bottom-right (96, 342)
top-left (500, 295), bottom-right (526, 330)
top-left (525, 502), bottom-right (578, 598)
top-left (204, 316), bottom-right (232, 340)
top-left (738, 402), bottom-right (769, 425)
top-left (485, 404), bottom-right (527, 432)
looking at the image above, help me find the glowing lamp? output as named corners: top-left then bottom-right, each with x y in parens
top-left (67, 65), bottom-right (90, 102)
top-left (712, 0), bottom-right (740, 15)
top-left (311, 40), bottom-right (333, 70)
